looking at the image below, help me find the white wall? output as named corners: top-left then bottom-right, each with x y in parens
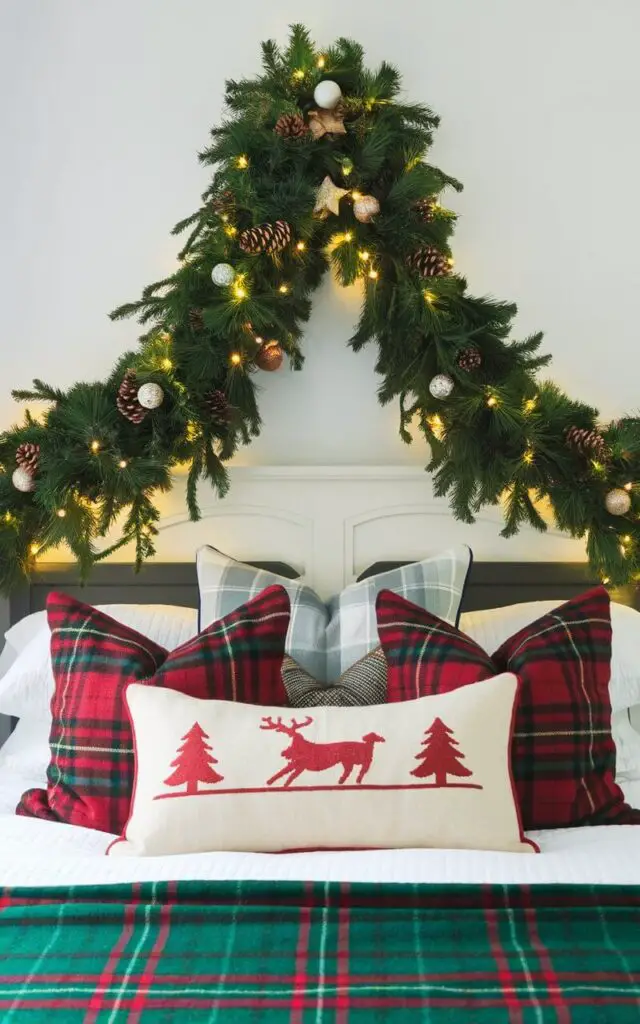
top-left (1, 0), bottom-right (640, 468)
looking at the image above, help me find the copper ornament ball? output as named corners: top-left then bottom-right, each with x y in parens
top-left (255, 342), bottom-right (284, 372)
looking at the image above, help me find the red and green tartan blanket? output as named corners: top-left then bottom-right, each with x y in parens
top-left (0, 879), bottom-right (638, 1021)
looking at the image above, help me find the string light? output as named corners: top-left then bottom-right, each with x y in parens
top-left (4, 512), bottom-right (13, 524)
top-left (592, 460), bottom-right (604, 473)
top-left (524, 397), bottom-right (538, 413)
top-left (293, 69), bottom-right (305, 80)
top-left (118, 459), bottom-right (128, 469)
top-left (161, 357), bottom-right (173, 371)
top-left (233, 282), bottom-right (247, 300)
top-left (351, 191), bottom-right (363, 201)
top-left (296, 241), bottom-right (306, 251)
top-left (343, 231), bottom-right (353, 243)
top-left (358, 251), bottom-right (370, 262)
top-left (602, 576), bottom-right (611, 585)
top-left (624, 482), bottom-right (633, 491)
top-left (424, 290), bottom-right (436, 305)
top-left (224, 225), bottom-right (238, 238)
top-left (427, 414), bottom-right (445, 440)
top-left (341, 159), bottom-right (354, 177)
top-left (56, 509), bottom-right (67, 518)
top-left (236, 155), bottom-right (249, 169)
top-left (255, 335), bottom-right (264, 345)
top-left (317, 55), bottom-right (326, 68)
top-left (368, 268), bottom-right (379, 280)
top-left (623, 534), bottom-right (632, 544)
top-left (29, 543), bottom-right (40, 556)
top-left (522, 448), bottom-right (535, 465)
top-left (446, 257), bottom-right (455, 269)
top-left (486, 395), bottom-right (498, 408)
top-left (278, 284), bottom-right (290, 295)
top-left (221, 214), bottom-right (229, 223)
top-left (230, 352), bottom-right (242, 366)
top-left (90, 440), bottom-right (100, 453)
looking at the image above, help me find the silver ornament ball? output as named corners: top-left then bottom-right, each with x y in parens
top-left (604, 488), bottom-right (632, 516)
top-left (429, 374), bottom-right (455, 400)
top-left (137, 382), bottom-right (165, 410)
top-left (353, 195), bottom-right (380, 223)
top-left (12, 467), bottom-right (36, 493)
top-left (211, 263), bottom-right (236, 287)
top-left (313, 80), bottom-right (342, 109)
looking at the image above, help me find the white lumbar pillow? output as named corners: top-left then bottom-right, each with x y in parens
top-left (109, 673), bottom-right (536, 858)
top-left (0, 604), bottom-right (198, 721)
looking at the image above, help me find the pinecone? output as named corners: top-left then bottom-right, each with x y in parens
top-left (210, 190), bottom-right (235, 215)
top-left (238, 220), bottom-right (292, 255)
top-left (274, 113), bottom-right (308, 139)
top-left (15, 442), bottom-right (40, 474)
top-left (414, 196), bottom-right (437, 223)
top-left (565, 426), bottom-right (608, 460)
top-left (203, 389), bottom-right (231, 426)
top-left (116, 369), bottom-right (148, 425)
top-left (406, 246), bottom-right (450, 278)
top-left (457, 347), bottom-right (482, 372)
top-left (189, 308), bottom-right (205, 332)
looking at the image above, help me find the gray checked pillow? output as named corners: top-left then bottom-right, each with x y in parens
top-left (197, 545), bottom-right (329, 679)
top-left (282, 649), bottom-right (387, 707)
top-left (326, 546), bottom-right (472, 680)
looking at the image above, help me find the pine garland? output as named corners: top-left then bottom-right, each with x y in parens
top-left (0, 25), bottom-right (637, 592)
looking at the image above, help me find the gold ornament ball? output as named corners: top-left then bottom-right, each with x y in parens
top-left (255, 341), bottom-right (284, 372)
top-left (353, 195), bottom-right (380, 223)
top-left (604, 488), bottom-right (632, 516)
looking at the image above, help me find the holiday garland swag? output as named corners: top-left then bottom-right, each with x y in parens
top-left (0, 26), bottom-right (638, 592)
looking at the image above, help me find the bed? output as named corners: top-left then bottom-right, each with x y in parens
top-left (0, 555), bottom-right (639, 1020)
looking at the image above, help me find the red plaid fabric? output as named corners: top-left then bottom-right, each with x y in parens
top-left (377, 586), bottom-right (640, 830)
top-left (17, 586), bottom-right (290, 835)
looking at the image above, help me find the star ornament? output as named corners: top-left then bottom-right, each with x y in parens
top-left (308, 106), bottom-right (347, 140)
top-left (314, 176), bottom-right (349, 218)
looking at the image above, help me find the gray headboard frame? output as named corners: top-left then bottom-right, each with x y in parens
top-left (9, 560), bottom-right (639, 626)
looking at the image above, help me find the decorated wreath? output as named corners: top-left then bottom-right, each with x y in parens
top-left (0, 25), bottom-right (637, 592)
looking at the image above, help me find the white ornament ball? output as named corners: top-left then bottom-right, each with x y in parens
top-left (313, 80), bottom-right (342, 110)
top-left (353, 195), bottom-right (380, 223)
top-left (211, 263), bottom-right (236, 287)
top-left (137, 382), bottom-right (165, 410)
top-left (12, 467), bottom-right (35, 493)
top-left (429, 374), bottom-right (455, 400)
top-left (604, 487), bottom-right (632, 516)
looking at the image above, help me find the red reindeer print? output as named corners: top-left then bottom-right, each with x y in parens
top-left (260, 715), bottom-right (385, 788)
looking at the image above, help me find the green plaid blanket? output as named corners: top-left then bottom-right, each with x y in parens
top-left (0, 880), bottom-right (638, 1021)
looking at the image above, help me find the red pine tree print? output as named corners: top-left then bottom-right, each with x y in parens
top-left (411, 717), bottom-right (475, 787)
top-left (163, 722), bottom-right (224, 795)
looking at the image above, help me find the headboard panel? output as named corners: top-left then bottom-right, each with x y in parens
top-left (10, 560), bottom-right (638, 627)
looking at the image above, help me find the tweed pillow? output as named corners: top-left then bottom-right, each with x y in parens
top-left (109, 674), bottom-right (536, 856)
top-left (282, 648), bottom-right (387, 707)
top-left (325, 546), bottom-right (471, 681)
top-left (376, 586), bottom-right (640, 830)
top-left (197, 545), bottom-right (328, 679)
top-left (17, 586), bottom-right (290, 835)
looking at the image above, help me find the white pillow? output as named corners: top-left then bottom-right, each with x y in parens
top-left (460, 599), bottom-right (640, 714)
top-left (614, 709), bottom-right (640, 781)
top-left (0, 604), bottom-right (198, 722)
top-left (109, 674), bottom-right (535, 857)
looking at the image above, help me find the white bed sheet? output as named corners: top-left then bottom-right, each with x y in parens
top-left (1, 725), bottom-right (639, 888)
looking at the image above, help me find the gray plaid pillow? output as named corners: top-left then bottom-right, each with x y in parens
top-left (197, 546), bottom-right (329, 679)
top-left (326, 546), bottom-right (471, 680)
top-left (282, 649), bottom-right (387, 707)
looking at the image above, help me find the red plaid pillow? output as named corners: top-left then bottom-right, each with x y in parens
top-left (376, 586), bottom-right (640, 830)
top-left (17, 586), bottom-right (290, 835)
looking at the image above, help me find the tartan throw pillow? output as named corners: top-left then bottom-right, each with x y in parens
top-left (17, 586), bottom-right (291, 835)
top-left (197, 545), bottom-right (328, 680)
top-left (109, 674), bottom-right (536, 856)
top-left (376, 586), bottom-right (640, 830)
top-left (325, 546), bottom-right (471, 681)
top-left (282, 648), bottom-right (387, 707)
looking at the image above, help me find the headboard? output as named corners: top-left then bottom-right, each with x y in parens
top-left (9, 559), bottom-right (639, 626)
